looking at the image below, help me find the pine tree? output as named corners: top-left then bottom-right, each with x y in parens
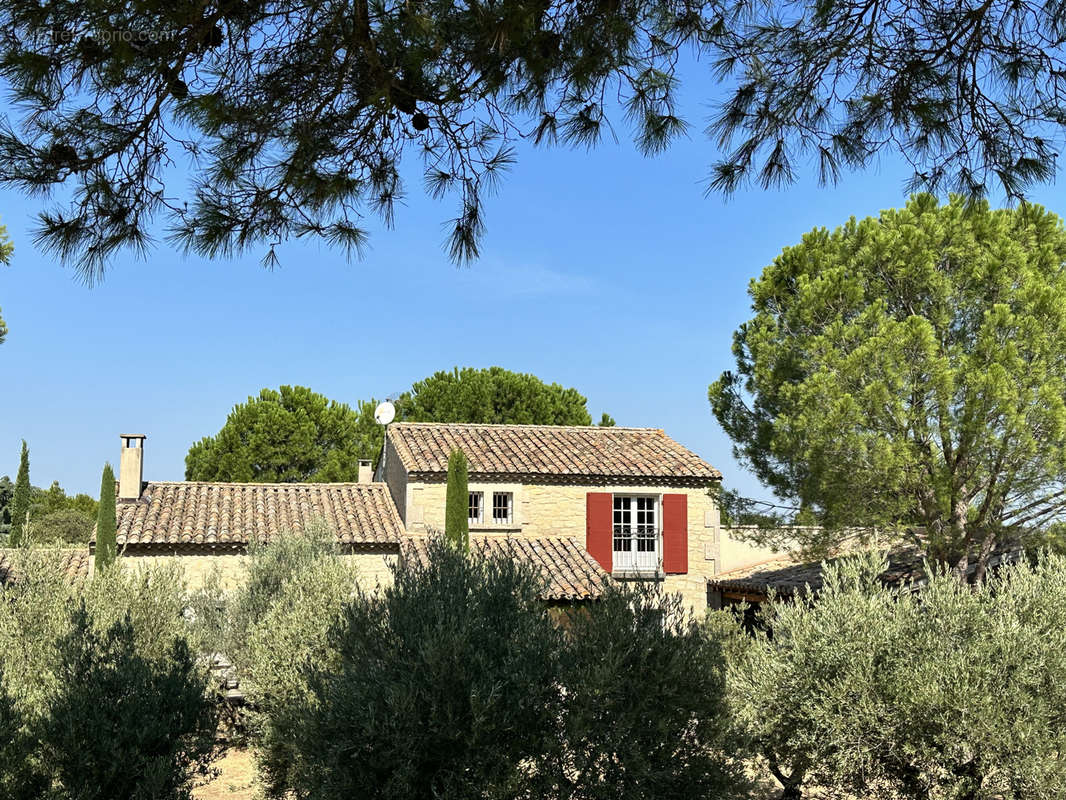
top-left (94, 463), bottom-right (117, 570)
top-left (444, 449), bottom-right (469, 552)
top-left (9, 441), bottom-right (29, 546)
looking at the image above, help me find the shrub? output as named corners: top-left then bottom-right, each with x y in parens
top-left (728, 551), bottom-right (1066, 799)
top-left (268, 537), bottom-right (562, 800)
top-left (0, 552), bottom-right (195, 716)
top-left (0, 666), bottom-right (47, 800)
top-left (239, 532), bottom-right (358, 789)
top-left (40, 606), bottom-right (219, 800)
top-left (0, 556), bottom-right (218, 800)
top-left (555, 582), bottom-right (750, 800)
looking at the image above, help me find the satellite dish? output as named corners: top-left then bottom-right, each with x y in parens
top-left (374, 400), bottom-right (396, 425)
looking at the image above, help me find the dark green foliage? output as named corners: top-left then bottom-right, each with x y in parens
top-left (444, 449), bottom-right (469, 551)
top-left (0, 668), bottom-right (47, 800)
top-left (30, 480), bottom-right (98, 519)
top-left (185, 386), bottom-right (380, 482)
top-left (1, 475), bottom-right (98, 546)
top-left (40, 606), bottom-right (219, 800)
top-left (94, 463), bottom-right (116, 570)
top-left (8, 441), bottom-right (29, 546)
top-left (269, 538), bottom-right (562, 800)
top-left (554, 583), bottom-right (749, 800)
top-left (258, 537), bottom-right (747, 800)
top-left (185, 371), bottom-right (607, 485)
top-left (27, 508), bottom-right (94, 545)
top-left (0, 0), bottom-right (1060, 277)
top-left (396, 367), bottom-right (597, 426)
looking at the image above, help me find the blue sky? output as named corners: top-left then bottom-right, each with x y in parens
top-left (1, 64), bottom-right (1063, 498)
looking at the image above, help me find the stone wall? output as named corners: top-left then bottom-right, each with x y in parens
top-left (119, 550), bottom-right (398, 593)
top-left (404, 477), bottom-right (722, 614)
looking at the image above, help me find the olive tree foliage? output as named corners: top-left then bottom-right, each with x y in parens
top-left (0, 555), bottom-right (219, 800)
top-left (185, 386), bottom-right (381, 482)
top-left (185, 522), bottom-right (358, 787)
top-left (726, 552), bottom-right (1066, 800)
top-left (268, 537), bottom-right (562, 800)
top-left (553, 582), bottom-right (749, 800)
top-left (258, 536), bottom-right (749, 800)
top-left (710, 195), bottom-right (1066, 578)
top-left (3, 0), bottom-right (1063, 279)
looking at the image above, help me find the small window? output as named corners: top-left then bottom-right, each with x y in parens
top-left (492, 492), bottom-right (513, 525)
top-left (468, 491), bottom-right (484, 524)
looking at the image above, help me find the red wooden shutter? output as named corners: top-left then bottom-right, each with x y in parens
top-left (586, 492), bottom-right (613, 572)
top-left (662, 494), bottom-right (688, 574)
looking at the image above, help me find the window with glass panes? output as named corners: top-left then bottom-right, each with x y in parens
top-left (612, 495), bottom-right (658, 571)
top-left (468, 491), bottom-right (484, 524)
top-left (491, 492), bottom-right (513, 525)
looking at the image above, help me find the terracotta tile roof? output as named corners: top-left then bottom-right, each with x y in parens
top-left (0, 548), bottom-right (91, 585)
top-left (402, 535), bottom-right (607, 601)
top-left (387, 423), bottom-right (721, 481)
top-left (708, 545), bottom-right (1024, 599)
top-left (112, 482), bottom-right (403, 549)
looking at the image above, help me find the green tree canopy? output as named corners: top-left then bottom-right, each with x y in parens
top-left (187, 369), bottom-right (607, 483)
top-left (1, 1), bottom-right (1061, 278)
top-left (185, 386), bottom-right (381, 482)
top-left (710, 195), bottom-right (1066, 578)
top-left (396, 366), bottom-right (597, 426)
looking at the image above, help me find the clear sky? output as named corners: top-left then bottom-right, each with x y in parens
top-left (1, 63), bottom-right (1063, 498)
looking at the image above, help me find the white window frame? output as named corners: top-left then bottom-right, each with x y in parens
top-left (468, 491), bottom-right (484, 525)
top-left (612, 493), bottom-right (661, 574)
top-left (491, 491), bottom-right (514, 526)
top-left (466, 483), bottom-right (522, 531)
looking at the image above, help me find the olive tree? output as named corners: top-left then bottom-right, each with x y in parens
top-left (727, 552), bottom-right (1066, 800)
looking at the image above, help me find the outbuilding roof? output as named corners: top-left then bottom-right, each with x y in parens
top-left (387, 423), bottom-right (720, 481)
top-left (111, 481), bottom-right (404, 549)
top-left (707, 545), bottom-right (1025, 601)
top-left (402, 535), bottom-right (608, 601)
top-left (0, 548), bottom-right (92, 585)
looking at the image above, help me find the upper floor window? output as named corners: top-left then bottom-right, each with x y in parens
top-left (469, 491), bottom-right (484, 524)
top-left (468, 490), bottom-right (515, 526)
top-left (492, 492), bottom-right (513, 525)
top-left (613, 495), bottom-right (658, 572)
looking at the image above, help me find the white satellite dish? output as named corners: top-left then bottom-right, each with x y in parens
top-left (374, 400), bottom-right (396, 425)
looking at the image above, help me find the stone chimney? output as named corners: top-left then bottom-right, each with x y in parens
top-left (119, 434), bottom-right (146, 499)
top-left (357, 459), bottom-right (373, 484)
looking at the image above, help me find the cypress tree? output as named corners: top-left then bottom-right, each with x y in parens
top-left (444, 449), bottom-right (469, 552)
top-left (9, 440), bottom-right (30, 546)
top-left (94, 463), bottom-right (117, 570)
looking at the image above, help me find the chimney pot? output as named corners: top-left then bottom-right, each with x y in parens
top-left (357, 459), bottom-right (373, 484)
top-left (119, 434), bottom-right (146, 499)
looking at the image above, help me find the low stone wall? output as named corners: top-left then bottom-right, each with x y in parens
top-left (119, 550), bottom-right (398, 593)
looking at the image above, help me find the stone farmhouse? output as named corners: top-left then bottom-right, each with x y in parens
top-left (102, 423), bottom-right (735, 612)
